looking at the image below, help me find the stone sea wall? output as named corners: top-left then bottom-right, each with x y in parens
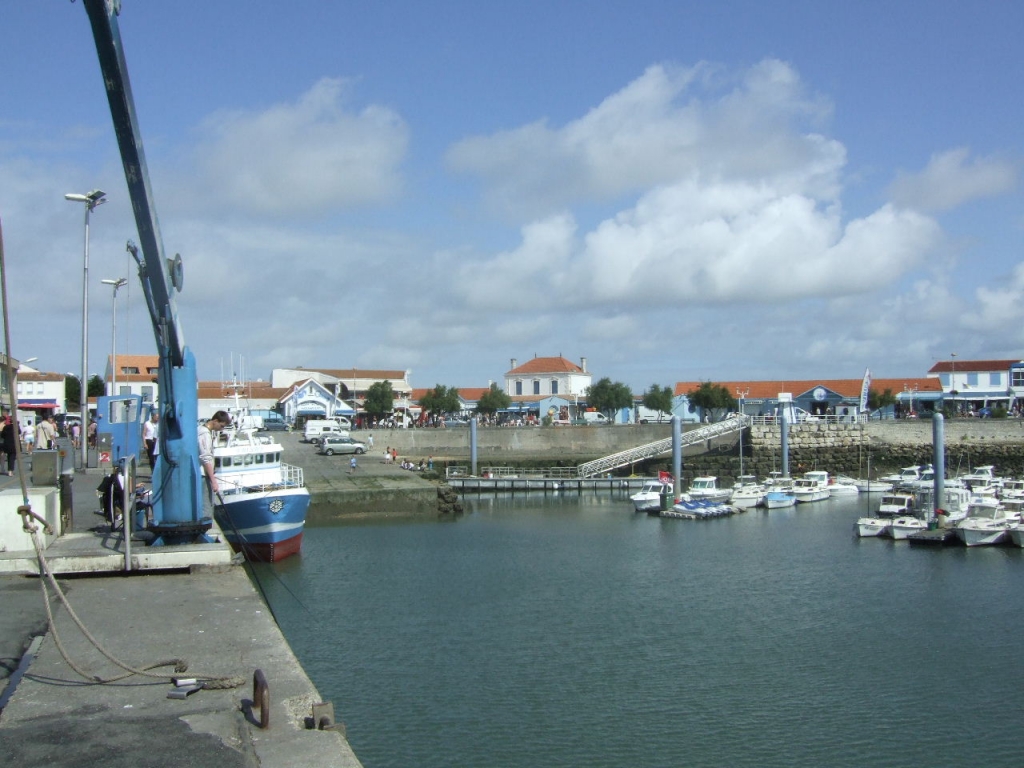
top-left (370, 420), bottom-right (1024, 482)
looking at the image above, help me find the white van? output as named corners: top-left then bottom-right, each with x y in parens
top-left (582, 411), bottom-right (610, 425)
top-left (303, 419), bottom-right (350, 443)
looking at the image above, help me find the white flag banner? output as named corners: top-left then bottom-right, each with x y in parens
top-left (859, 368), bottom-right (871, 412)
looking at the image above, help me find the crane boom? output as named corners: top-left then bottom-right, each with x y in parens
top-left (80, 0), bottom-right (208, 539)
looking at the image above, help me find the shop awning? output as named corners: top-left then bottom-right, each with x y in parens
top-left (18, 400), bottom-right (59, 409)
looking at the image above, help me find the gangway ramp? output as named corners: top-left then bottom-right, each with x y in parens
top-left (576, 414), bottom-right (749, 478)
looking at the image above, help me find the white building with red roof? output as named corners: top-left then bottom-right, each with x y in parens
top-left (504, 356), bottom-right (592, 399)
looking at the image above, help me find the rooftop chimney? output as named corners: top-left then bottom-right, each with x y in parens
top-left (510, 358), bottom-right (517, 370)
top-left (581, 357), bottom-right (587, 372)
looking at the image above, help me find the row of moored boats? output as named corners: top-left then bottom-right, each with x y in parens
top-left (855, 464), bottom-right (1024, 547)
top-left (630, 470), bottom-right (889, 520)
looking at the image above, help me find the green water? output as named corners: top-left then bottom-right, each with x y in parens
top-left (257, 491), bottom-right (1024, 768)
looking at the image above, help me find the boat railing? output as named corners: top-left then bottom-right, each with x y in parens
top-left (281, 462), bottom-right (304, 488)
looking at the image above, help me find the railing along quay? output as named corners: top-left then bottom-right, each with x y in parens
top-left (576, 414), bottom-right (748, 477)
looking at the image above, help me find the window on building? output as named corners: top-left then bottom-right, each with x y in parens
top-left (141, 386), bottom-right (153, 403)
top-left (515, 381), bottom-right (522, 396)
top-left (551, 379), bottom-right (559, 395)
top-left (124, 367), bottom-right (140, 374)
top-left (533, 380), bottom-right (540, 395)
top-left (967, 373), bottom-right (979, 387)
top-left (941, 373), bottom-right (950, 388)
top-left (990, 372), bottom-right (1002, 386)
top-left (1013, 370), bottom-right (1024, 388)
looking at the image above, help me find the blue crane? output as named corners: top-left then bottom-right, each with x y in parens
top-left (80, 0), bottom-right (209, 543)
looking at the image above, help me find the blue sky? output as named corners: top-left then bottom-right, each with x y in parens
top-left (1, 1), bottom-right (1020, 391)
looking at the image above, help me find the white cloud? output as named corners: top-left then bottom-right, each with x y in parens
top-left (189, 78), bottom-right (408, 216)
top-left (962, 262), bottom-right (1024, 332)
top-left (446, 59), bottom-right (840, 218)
top-left (889, 147), bottom-right (1017, 212)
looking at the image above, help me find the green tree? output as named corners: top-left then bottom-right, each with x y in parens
top-left (87, 375), bottom-right (105, 398)
top-left (585, 377), bottom-right (633, 420)
top-left (476, 383), bottom-right (511, 416)
top-left (642, 384), bottom-right (674, 420)
top-left (65, 374), bottom-right (81, 410)
top-left (686, 381), bottom-right (736, 422)
top-left (867, 387), bottom-right (897, 417)
top-left (363, 380), bottom-right (395, 419)
top-left (419, 384), bottom-right (463, 421)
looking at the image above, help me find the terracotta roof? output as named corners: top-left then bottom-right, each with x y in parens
top-left (674, 377), bottom-right (941, 400)
top-left (18, 372), bottom-right (66, 382)
top-left (928, 359), bottom-right (1023, 374)
top-left (507, 356), bottom-right (584, 375)
top-left (196, 382), bottom-right (289, 400)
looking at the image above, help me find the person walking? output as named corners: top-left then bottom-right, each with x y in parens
top-left (35, 416), bottom-right (57, 451)
top-left (142, 412), bottom-right (159, 471)
top-left (22, 421), bottom-right (34, 454)
top-left (1, 416), bottom-right (17, 476)
top-left (349, 455), bottom-right (358, 473)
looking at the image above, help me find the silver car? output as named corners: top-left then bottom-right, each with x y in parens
top-left (318, 435), bottom-right (367, 456)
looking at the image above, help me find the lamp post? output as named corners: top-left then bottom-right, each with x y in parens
top-left (66, 189), bottom-right (106, 469)
top-left (101, 278), bottom-right (128, 396)
top-left (950, 353), bottom-right (958, 416)
top-left (736, 387), bottom-right (749, 477)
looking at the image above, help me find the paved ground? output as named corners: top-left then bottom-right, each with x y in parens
top-left (0, 438), bottom-right (363, 767)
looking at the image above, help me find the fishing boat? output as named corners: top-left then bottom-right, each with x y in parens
top-left (730, 475), bottom-right (766, 510)
top-left (793, 471), bottom-right (830, 503)
top-left (855, 516), bottom-right (892, 538)
top-left (828, 475), bottom-right (861, 496)
top-left (687, 476), bottom-right (732, 504)
top-left (630, 480), bottom-right (670, 513)
top-left (955, 498), bottom-right (1019, 547)
top-left (211, 384), bottom-right (310, 562)
top-left (764, 488), bottom-right (797, 509)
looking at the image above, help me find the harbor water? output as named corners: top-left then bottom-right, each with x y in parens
top-left (257, 489), bottom-right (1024, 768)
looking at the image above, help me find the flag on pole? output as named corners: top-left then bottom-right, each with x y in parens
top-left (859, 368), bottom-right (871, 412)
top-left (658, 471), bottom-right (673, 485)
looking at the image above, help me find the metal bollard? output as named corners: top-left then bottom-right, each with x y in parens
top-left (252, 669), bottom-right (270, 729)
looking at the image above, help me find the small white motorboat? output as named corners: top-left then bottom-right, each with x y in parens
top-left (855, 517), bottom-right (891, 538)
top-left (630, 480), bottom-right (670, 513)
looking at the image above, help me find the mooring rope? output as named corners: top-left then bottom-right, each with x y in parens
top-left (0, 216), bottom-right (241, 690)
top-left (19, 509), bottom-right (244, 689)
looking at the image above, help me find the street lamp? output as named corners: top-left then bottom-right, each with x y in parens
top-left (101, 278), bottom-right (128, 395)
top-left (66, 188), bottom-right (106, 469)
top-left (950, 353), bottom-right (958, 416)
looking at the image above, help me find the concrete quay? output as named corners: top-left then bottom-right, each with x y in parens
top-left (0, 443), bottom-right (364, 767)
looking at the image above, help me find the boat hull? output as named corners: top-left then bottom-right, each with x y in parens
top-left (214, 486), bottom-right (310, 563)
top-left (956, 523), bottom-right (1012, 547)
top-left (764, 492), bottom-right (796, 509)
top-left (794, 489), bottom-right (830, 503)
top-left (856, 518), bottom-right (890, 537)
top-left (889, 517), bottom-right (926, 540)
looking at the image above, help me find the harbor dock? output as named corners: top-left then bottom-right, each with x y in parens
top-left (0, 445), bottom-right (363, 768)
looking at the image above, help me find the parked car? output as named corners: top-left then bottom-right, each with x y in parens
top-left (318, 435), bottom-right (367, 456)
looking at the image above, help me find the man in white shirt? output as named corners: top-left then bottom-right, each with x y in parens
top-left (142, 412), bottom-right (159, 471)
top-left (198, 411), bottom-right (231, 516)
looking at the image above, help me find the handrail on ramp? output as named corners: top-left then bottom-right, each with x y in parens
top-left (576, 414), bottom-right (749, 478)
